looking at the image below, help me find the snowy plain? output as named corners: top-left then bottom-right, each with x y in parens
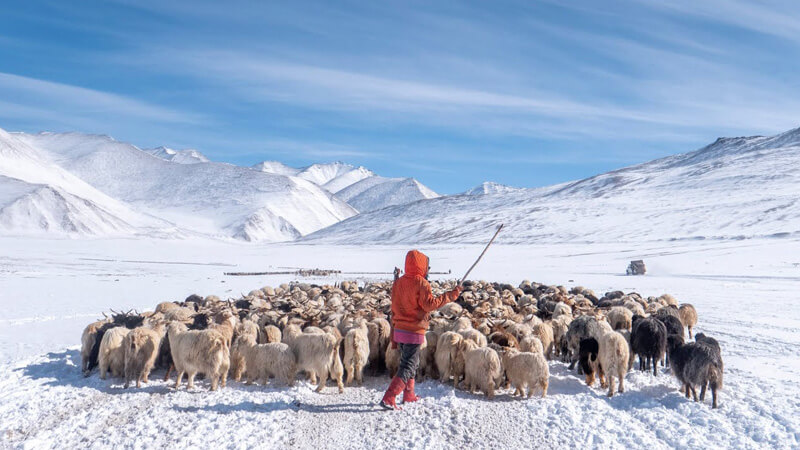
top-left (1, 236), bottom-right (799, 449)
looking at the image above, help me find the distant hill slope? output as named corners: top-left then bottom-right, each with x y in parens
top-left (305, 127), bottom-right (800, 244)
top-left (13, 131), bottom-right (357, 242)
top-left (0, 129), bottom-right (171, 237)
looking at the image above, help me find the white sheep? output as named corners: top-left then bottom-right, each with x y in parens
top-left (463, 344), bottom-right (502, 399)
top-left (418, 330), bottom-right (439, 380)
top-left (659, 294), bottom-right (679, 307)
top-left (168, 323), bottom-right (229, 391)
top-left (385, 343), bottom-right (399, 378)
top-left (506, 322), bottom-right (534, 342)
top-left (451, 336), bottom-right (477, 388)
top-left (623, 301), bottom-right (646, 317)
top-left (366, 318), bottom-right (391, 371)
top-left (428, 318), bottom-right (451, 335)
top-left (435, 331), bottom-right (463, 385)
top-left (210, 311), bottom-right (237, 348)
top-left (260, 324), bottom-right (282, 344)
top-left (597, 319), bottom-right (614, 335)
top-left (678, 304), bottom-right (698, 339)
top-left (459, 328), bottom-right (488, 347)
top-left (155, 302), bottom-right (179, 314)
top-left (123, 326), bottom-right (162, 388)
top-left (501, 348), bottom-right (549, 398)
top-left (329, 340), bottom-right (345, 391)
top-left (343, 323), bottom-right (370, 385)
top-left (164, 306), bottom-right (195, 322)
top-left (645, 302), bottom-right (661, 315)
top-left (240, 333), bottom-right (297, 387)
top-left (438, 302), bottom-right (463, 318)
top-left (532, 322), bottom-right (554, 359)
top-left (548, 316), bottom-right (571, 360)
top-left (282, 324), bottom-right (343, 393)
top-left (598, 331), bottom-right (630, 397)
top-left (522, 315), bottom-right (543, 329)
top-left (618, 329), bottom-right (635, 371)
top-left (552, 302), bottom-right (572, 319)
top-left (80, 318), bottom-right (109, 374)
top-left (450, 317), bottom-right (473, 333)
top-left (98, 327), bottom-right (130, 379)
top-left (231, 321), bottom-right (260, 382)
top-left (607, 307), bottom-right (633, 331)
top-left (519, 336), bottom-right (544, 354)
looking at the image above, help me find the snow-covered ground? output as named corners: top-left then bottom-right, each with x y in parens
top-left (1, 237), bottom-right (799, 449)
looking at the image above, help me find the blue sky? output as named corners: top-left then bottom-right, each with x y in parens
top-left (1, 0), bottom-right (799, 194)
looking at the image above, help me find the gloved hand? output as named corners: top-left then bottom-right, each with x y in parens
top-left (449, 285), bottom-right (462, 301)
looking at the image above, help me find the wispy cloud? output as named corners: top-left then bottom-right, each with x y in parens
top-left (633, 0), bottom-right (800, 44)
top-left (224, 138), bottom-right (375, 160)
top-left (3, 0), bottom-right (800, 193)
top-left (141, 47), bottom-right (800, 141)
top-left (183, 52), bottom-right (659, 120)
top-left (0, 72), bottom-right (201, 127)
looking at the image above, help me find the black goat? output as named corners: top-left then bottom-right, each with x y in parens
top-left (631, 317), bottom-right (667, 376)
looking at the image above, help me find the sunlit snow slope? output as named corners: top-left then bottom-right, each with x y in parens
top-left (0, 129), bottom-right (171, 236)
top-left (336, 176), bottom-right (440, 212)
top-left (12, 132), bottom-right (356, 241)
top-left (307, 127), bottom-right (800, 244)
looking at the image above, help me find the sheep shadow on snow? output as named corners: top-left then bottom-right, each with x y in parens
top-left (174, 401), bottom-right (296, 415)
top-left (292, 402), bottom-right (385, 414)
top-left (17, 348), bottom-right (171, 394)
top-left (16, 350), bottom-right (705, 413)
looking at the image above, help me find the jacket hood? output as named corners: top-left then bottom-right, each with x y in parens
top-left (404, 250), bottom-right (429, 278)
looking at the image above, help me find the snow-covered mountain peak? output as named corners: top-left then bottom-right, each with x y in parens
top-left (464, 181), bottom-right (523, 196)
top-left (252, 160), bottom-right (301, 176)
top-left (147, 146), bottom-right (209, 164)
top-left (306, 125), bottom-right (800, 244)
top-left (5, 129), bottom-right (357, 241)
top-left (297, 162), bottom-right (375, 190)
top-left (336, 176), bottom-right (439, 212)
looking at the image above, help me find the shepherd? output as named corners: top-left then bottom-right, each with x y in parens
top-left (379, 249), bottom-right (462, 410)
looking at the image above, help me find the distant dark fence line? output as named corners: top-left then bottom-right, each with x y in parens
top-left (224, 268), bottom-right (451, 277)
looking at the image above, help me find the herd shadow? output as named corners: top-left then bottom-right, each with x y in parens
top-left (17, 349), bottom-right (172, 394)
top-left (16, 349), bottom-right (697, 414)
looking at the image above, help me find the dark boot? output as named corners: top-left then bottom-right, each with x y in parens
top-left (402, 378), bottom-right (420, 403)
top-left (379, 376), bottom-right (406, 410)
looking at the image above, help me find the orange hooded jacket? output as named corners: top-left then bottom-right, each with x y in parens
top-left (391, 250), bottom-right (461, 334)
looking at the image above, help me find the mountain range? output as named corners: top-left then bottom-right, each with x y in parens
top-left (1, 125), bottom-right (798, 243)
top-left (0, 128), bottom-right (436, 241)
top-left (306, 127), bottom-right (800, 244)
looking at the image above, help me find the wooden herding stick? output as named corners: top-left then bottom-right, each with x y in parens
top-left (458, 223), bottom-right (504, 286)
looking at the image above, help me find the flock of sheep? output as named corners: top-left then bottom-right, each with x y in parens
top-left (79, 279), bottom-right (723, 408)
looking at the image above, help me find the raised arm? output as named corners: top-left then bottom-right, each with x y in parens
top-left (417, 280), bottom-right (462, 313)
